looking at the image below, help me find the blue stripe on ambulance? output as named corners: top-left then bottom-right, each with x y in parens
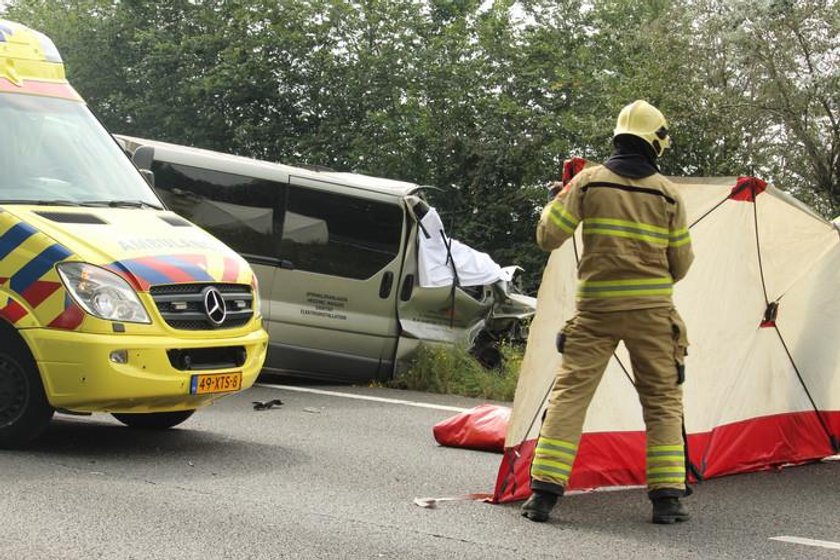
top-left (0, 222), bottom-right (38, 260)
top-left (10, 244), bottom-right (73, 293)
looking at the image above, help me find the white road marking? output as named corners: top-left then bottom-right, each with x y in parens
top-left (257, 383), bottom-right (471, 413)
top-left (770, 536), bottom-right (840, 550)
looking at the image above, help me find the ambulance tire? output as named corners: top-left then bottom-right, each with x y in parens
top-left (111, 410), bottom-right (196, 430)
top-left (0, 338), bottom-right (55, 448)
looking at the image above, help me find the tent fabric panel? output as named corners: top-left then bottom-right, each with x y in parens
top-left (493, 441), bottom-right (535, 503)
top-left (669, 177), bottom-right (735, 225)
top-left (772, 244), bottom-right (840, 412)
top-left (755, 190), bottom-right (837, 301)
top-left (504, 241), bottom-right (577, 446)
top-left (674, 202), bottom-right (768, 430)
top-left (494, 431), bottom-right (650, 503)
top-left (569, 431), bottom-right (647, 489)
top-left (579, 350), bottom-right (645, 433)
top-left (700, 410), bottom-right (840, 478)
top-left (685, 328), bottom-right (824, 430)
top-left (492, 411), bottom-right (840, 503)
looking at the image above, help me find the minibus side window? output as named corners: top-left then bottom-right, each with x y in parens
top-left (151, 161), bottom-right (282, 260)
top-left (280, 185), bottom-right (402, 280)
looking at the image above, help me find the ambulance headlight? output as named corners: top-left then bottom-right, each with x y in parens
top-left (57, 263), bottom-right (151, 324)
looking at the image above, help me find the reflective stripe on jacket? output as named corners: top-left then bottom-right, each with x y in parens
top-left (537, 165), bottom-right (694, 312)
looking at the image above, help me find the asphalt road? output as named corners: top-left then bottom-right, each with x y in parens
top-left (1, 382), bottom-right (838, 559)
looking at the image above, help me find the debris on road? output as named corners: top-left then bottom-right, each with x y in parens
top-left (413, 493), bottom-right (493, 508)
top-left (252, 399), bottom-right (284, 411)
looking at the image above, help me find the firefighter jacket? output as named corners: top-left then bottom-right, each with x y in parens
top-left (537, 164), bottom-right (694, 312)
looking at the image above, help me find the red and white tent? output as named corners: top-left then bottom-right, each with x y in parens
top-left (493, 171), bottom-right (840, 503)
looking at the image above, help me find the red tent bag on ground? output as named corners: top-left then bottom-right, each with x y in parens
top-left (433, 404), bottom-right (510, 453)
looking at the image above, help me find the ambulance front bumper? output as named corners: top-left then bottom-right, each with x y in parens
top-left (23, 327), bottom-right (269, 412)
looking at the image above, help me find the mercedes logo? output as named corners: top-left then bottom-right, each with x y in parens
top-left (202, 287), bottom-right (227, 326)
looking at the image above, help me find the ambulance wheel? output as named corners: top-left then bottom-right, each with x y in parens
top-left (0, 339), bottom-right (54, 448)
top-left (112, 410), bottom-right (195, 430)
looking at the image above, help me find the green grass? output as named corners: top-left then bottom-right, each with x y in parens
top-left (387, 343), bottom-right (523, 402)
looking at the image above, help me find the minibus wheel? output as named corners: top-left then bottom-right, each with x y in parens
top-left (0, 339), bottom-right (54, 448)
top-left (111, 410), bottom-right (195, 430)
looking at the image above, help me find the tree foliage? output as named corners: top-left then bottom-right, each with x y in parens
top-left (2, 0), bottom-right (837, 292)
top-left (684, 0), bottom-right (839, 214)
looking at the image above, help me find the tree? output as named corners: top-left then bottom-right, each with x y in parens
top-left (685, 0), bottom-right (840, 215)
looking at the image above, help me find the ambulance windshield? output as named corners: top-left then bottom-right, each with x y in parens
top-left (0, 93), bottom-right (162, 207)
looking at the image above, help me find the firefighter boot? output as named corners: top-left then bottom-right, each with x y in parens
top-left (521, 490), bottom-right (559, 522)
top-left (651, 496), bottom-right (690, 524)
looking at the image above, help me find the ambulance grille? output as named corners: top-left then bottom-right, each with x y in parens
top-left (149, 283), bottom-right (254, 330)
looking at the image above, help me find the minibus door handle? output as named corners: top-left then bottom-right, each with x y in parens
top-left (379, 271), bottom-right (394, 299)
top-left (399, 274), bottom-right (414, 301)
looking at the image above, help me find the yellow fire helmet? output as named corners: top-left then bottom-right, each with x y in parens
top-left (613, 100), bottom-right (672, 157)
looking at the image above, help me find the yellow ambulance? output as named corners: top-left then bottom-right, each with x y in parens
top-left (0, 20), bottom-right (268, 447)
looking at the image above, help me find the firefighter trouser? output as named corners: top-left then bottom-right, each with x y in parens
top-left (530, 307), bottom-right (689, 496)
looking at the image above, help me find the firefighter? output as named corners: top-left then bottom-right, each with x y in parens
top-left (521, 100), bottom-right (694, 524)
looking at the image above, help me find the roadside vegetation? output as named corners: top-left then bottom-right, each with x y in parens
top-left (388, 343), bottom-right (524, 402)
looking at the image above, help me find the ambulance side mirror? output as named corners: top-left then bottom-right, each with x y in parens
top-left (132, 145), bottom-right (155, 187)
top-left (139, 169), bottom-right (155, 188)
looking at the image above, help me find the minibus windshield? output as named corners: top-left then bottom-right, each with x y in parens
top-left (0, 93), bottom-right (161, 207)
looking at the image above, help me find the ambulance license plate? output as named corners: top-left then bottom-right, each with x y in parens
top-left (190, 372), bottom-right (242, 395)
